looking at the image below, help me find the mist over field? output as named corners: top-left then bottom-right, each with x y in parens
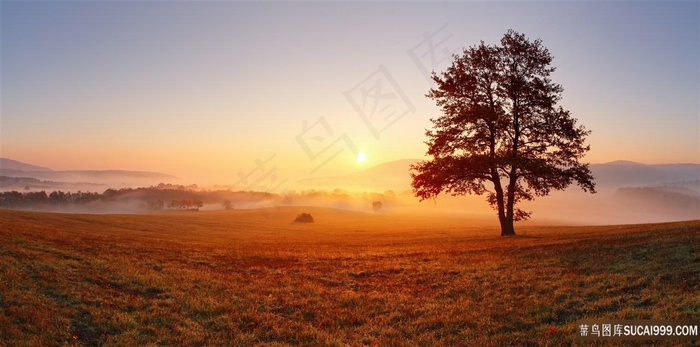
top-left (295, 159), bottom-right (700, 225)
top-left (1, 158), bottom-right (697, 225)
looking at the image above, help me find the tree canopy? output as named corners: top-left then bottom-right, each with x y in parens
top-left (411, 30), bottom-right (595, 236)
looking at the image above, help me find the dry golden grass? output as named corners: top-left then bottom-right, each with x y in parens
top-left (0, 207), bottom-right (698, 346)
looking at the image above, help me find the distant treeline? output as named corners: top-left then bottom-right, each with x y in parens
top-left (0, 187), bottom-right (273, 212)
top-left (0, 186), bottom-right (398, 213)
top-left (1, 175), bottom-right (54, 185)
top-left (1, 190), bottom-right (102, 208)
top-left (0, 176), bottom-right (201, 191)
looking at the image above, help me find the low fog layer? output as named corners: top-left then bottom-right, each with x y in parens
top-left (295, 159), bottom-right (700, 225)
top-left (1, 158), bottom-right (698, 225)
top-left (2, 184), bottom-right (698, 226)
top-left (518, 186), bottom-right (699, 225)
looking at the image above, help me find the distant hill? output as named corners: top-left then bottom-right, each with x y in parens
top-left (591, 161), bottom-right (700, 188)
top-left (0, 175), bottom-right (106, 192)
top-left (0, 158), bottom-right (177, 189)
top-left (298, 159), bottom-right (700, 192)
top-left (0, 158), bottom-right (52, 172)
top-left (297, 159), bottom-right (415, 192)
top-left (0, 169), bottom-right (177, 185)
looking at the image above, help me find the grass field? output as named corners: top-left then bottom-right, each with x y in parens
top-left (1, 207), bottom-right (698, 346)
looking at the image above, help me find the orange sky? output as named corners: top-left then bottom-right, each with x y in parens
top-left (2, 2), bottom-right (698, 185)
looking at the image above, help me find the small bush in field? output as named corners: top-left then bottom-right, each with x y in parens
top-left (294, 213), bottom-right (314, 223)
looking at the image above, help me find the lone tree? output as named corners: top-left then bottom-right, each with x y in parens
top-left (411, 30), bottom-right (595, 236)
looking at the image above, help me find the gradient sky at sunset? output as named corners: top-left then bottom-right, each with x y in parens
top-left (2, 1), bottom-right (698, 186)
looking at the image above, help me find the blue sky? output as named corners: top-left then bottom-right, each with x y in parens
top-left (1, 1), bottom-right (698, 185)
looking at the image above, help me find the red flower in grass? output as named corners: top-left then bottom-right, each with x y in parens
top-left (72, 334), bottom-right (78, 340)
top-left (549, 326), bottom-right (556, 334)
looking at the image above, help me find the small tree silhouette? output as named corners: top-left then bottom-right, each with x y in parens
top-left (294, 213), bottom-right (314, 223)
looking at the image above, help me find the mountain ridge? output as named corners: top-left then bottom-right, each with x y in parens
top-left (298, 158), bottom-right (700, 191)
top-left (0, 158), bottom-right (177, 188)
top-left (0, 158), bottom-right (176, 178)
top-left (0, 158), bottom-right (53, 172)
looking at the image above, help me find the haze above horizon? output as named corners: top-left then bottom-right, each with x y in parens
top-left (2, 1), bottom-right (698, 186)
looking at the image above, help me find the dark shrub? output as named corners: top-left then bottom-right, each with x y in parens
top-left (294, 213), bottom-right (314, 223)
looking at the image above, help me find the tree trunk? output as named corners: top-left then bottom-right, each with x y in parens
top-left (503, 186), bottom-right (517, 236)
top-left (502, 185), bottom-right (517, 236)
top-left (500, 216), bottom-right (516, 236)
top-left (503, 176), bottom-right (518, 236)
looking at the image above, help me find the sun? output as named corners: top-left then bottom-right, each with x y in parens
top-left (357, 152), bottom-right (367, 164)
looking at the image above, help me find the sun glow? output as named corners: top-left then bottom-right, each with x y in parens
top-left (357, 152), bottom-right (366, 164)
